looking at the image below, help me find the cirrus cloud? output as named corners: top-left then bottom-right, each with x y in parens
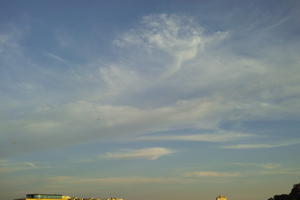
top-left (0, 13), bottom-right (300, 158)
top-left (222, 139), bottom-right (300, 149)
top-left (100, 147), bottom-right (175, 160)
top-left (185, 171), bottom-right (241, 177)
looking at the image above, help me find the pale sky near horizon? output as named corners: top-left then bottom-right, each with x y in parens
top-left (0, 1), bottom-right (300, 200)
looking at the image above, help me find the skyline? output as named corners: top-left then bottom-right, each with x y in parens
top-left (1, 1), bottom-right (300, 200)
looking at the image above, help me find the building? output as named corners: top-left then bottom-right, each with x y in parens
top-left (216, 195), bottom-right (228, 200)
top-left (16, 194), bottom-right (120, 200)
top-left (16, 194), bottom-right (71, 200)
top-left (107, 198), bottom-right (124, 200)
top-left (16, 194), bottom-right (107, 200)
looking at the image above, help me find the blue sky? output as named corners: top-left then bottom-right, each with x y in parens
top-left (1, 0), bottom-right (300, 200)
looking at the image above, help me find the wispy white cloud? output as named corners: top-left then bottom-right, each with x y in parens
top-left (138, 131), bottom-right (254, 142)
top-left (100, 147), bottom-right (175, 160)
top-left (47, 176), bottom-right (190, 185)
top-left (114, 14), bottom-right (228, 78)
top-left (184, 165), bottom-right (300, 178)
top-left (231, 163), bottom-right (300, 176)
top-left (185, 171), bottom-right (241, 177)
top-left (257, 169), bottom-right (300, 175)
top-left (222, 139), bottom-right (300, 149)
top-left (232, 162), bottom-right (281, 169)
top-left (0, 159), bottom-right (36, 173)
top-left (1, 13), bottom-right (300, 157)
top-left (46, 52), bottom-right (69, 64)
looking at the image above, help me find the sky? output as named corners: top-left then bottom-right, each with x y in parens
top-left (0, 0), bottom-right (300, 200)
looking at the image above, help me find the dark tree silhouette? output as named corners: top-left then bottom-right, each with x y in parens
top-left (268, 183), bottom-right (300, 200)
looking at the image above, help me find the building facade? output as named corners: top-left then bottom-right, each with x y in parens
top-left (216, 195), bottom-right (228, 200)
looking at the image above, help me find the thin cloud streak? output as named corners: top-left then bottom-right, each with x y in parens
top-left (46, 176), bottom-right (192, 185)
top-left (0, 159), bottom-right (36, 173)
top-left (222, 139), bottom-right (300, 149)
top-left (100, 147), bottom-right (175, 160)
top-left (46, 52), bottom-right (69, 64)
top-left (257, 169), bottom-right (300, 175)
top-left (232, 162), bottom-right (281, 169)
top-left (185, 171), bottom-right (241, 177)
top-left (138, 131), bottom-right (254, 142)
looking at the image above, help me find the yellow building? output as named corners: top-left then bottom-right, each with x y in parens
top-left (107, 198), bottom-right (123, 200)
top-left (216, 195), bottom-right (228, 200)
top-left (17, 194), bottom-right (71, 200)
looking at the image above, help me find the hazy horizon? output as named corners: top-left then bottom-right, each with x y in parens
top-left (1, 1), bottom-right (300, 200)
